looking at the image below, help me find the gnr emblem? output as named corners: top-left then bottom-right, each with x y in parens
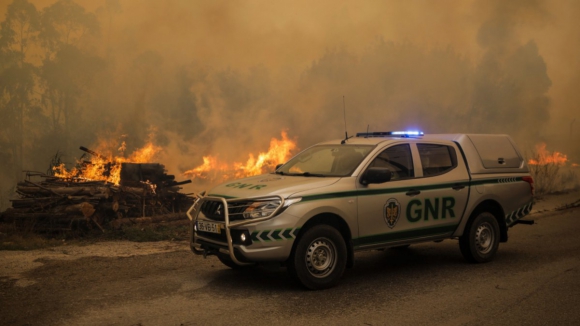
top-left (384, 198), bottom-right (401, 228)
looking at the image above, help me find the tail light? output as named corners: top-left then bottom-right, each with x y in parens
top-left (522, 176), bottom-right (534, 196)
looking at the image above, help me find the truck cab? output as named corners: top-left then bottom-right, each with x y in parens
top-left (188, 131), bottom-right (534, 289)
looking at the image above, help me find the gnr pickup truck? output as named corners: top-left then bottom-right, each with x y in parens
top-left (187, 131), bottom-right (534, 289)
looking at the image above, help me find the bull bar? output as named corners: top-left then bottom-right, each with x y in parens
top-left (186, 195), bottom-right (285, 266)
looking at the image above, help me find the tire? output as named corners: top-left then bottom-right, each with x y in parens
top-left (217, 254), bottom-right (254, 270)
top-left (459, 211), bottom-right (500, 263)
top-left (288, 224), bottom-right (347, 290)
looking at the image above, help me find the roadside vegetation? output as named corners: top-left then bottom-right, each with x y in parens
top-left (527, 146), bottom-right (579, 197)
top-left (0, 222), bottom-right (189, 251)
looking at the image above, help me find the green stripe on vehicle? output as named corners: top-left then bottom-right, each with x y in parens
top-left (208, 177), bottom-right (524, 203)
top-left (271, 229), bottom-right (282, 240)
top-left (505, 201), bottom-right (533, 226)
top-left (251, 231), bottom-right (260, 242)
top-left (251, 227), bottom-right (301, 243)
top-left (207, 194), bottom-right (237, 199)
top-left (300, 177), bottom-right (525, 202)
top-left (353, 223), bottom-right (458, 248)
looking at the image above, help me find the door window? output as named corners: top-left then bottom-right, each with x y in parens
top-left (369, 144), bottom-right (414, 180)
top-left (417, 143), bottom-right (457, 177)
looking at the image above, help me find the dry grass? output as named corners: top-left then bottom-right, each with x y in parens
top-left (0, 221), bottom-right (190, 251)
top-left (527, 150), bottom-right (580, 197)
top-left (0, 224), bottom-right (65, 250)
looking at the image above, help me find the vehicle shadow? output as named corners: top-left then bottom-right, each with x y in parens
top-left (196, 241), bottom-right (470, 293)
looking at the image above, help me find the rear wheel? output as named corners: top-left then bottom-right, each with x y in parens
top-left (459, 211), bottom-right (500, 263)
top-left (288, 224), bottom-right (347, 290)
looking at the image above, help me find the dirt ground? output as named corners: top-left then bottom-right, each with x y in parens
top-left (1, 190), bottom-right (579, 325)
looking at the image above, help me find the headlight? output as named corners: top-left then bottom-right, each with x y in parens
top-left (243, 200), bottom-right (281, 219)
top-left (242, 197), bottom-right (302, 219)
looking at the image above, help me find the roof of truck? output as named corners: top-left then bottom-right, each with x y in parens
top-left (319, 131), bottom-right (470, 146)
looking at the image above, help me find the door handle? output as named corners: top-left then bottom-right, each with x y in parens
top-left (452, 184), bottom-right (465, 190)
top-left (406, 189), bottom-right (420, 196)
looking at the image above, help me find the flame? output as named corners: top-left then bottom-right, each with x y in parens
top-left (53, 140), bottom-right (162, 185)
top-left (183, 156), bottom-right (230, 180)
top-left (184, 131), bottom-right (298, 182)
top-left (528, 143), bottom-right (568, 166)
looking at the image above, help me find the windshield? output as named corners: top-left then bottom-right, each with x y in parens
top-left (276, 144), bottom-right (375, 177)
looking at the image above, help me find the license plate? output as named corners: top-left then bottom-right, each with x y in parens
top-left (197, 221), bottom-right (222, 234)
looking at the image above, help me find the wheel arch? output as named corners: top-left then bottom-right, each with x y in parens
top-left (467, 200), bottom-right (507, 242)
top-left (291, 213), bottom-right (355, 268)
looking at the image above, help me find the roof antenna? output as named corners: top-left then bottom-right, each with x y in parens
top-left (341, 96), bottom-right (353, 144)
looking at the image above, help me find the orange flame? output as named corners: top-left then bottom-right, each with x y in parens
top-left (528, 143), bottom-right (568, 166)
top-left (184, 131), bottom-right (298, 182)
top-left (53, 140), bottom-right (162, 185)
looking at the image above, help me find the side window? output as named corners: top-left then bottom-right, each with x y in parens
top-left (369, 144), bottom-right (414, 180)
top-left (417, 143), bottom-right (457, 177)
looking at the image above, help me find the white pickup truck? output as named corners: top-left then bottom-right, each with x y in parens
top-left (188, 131), bottom-right (534, 289)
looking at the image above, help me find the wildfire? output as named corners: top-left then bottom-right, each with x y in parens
top-left (53, 140), bottom-right (162, 185)
top-left (184, 131), bottom-right (298, 182)
top-left (528, 143), bottom-right (568, 166)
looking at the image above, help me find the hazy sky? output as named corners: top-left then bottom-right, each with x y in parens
top-left (4, 0), bottom-right (577, 129)
top-left (45, 1), bottom-right (577, 132)
top-left (1, 0), bottom-right (579, 192)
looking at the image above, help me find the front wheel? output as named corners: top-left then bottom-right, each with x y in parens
top-left (459, 211), bottom-right (500, 263)
top-left (288, 224), bottom-right (347, 290)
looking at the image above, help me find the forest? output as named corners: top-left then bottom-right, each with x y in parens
top-left (0, 0), bottom-right (565, 211)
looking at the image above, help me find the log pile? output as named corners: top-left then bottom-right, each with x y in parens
top-left (0, 147), bottom-right (195, 233)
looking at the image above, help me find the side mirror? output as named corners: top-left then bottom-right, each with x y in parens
top-left (360, 167), bottom-right (392, 185)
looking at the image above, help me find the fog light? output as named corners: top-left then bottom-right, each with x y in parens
top-left (240, 233), bottom-right (247, 242)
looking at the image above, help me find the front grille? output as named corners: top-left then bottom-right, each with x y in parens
top-left (200, 201), bottom-right (226, 221)
top-left (199, 200), bottom-right (262, 221)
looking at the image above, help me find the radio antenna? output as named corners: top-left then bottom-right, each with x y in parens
top-left (343, 96), bottom-right (348, 139)
top-left (341, 96), bottom-right (352, 144)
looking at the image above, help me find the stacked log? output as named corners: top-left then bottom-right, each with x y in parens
top-left (0, 150), bottom-right (195, 233)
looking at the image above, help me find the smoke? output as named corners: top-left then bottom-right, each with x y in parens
top-left (1, 0), bottom-right (579, 197)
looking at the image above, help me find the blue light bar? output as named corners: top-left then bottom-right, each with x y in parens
top-left (390, 131), bottom-right (424, 136)
top-left (356, 131), bottom-right (424, 138)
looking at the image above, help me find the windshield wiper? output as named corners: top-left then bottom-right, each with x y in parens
top-left (295, 172), bottom-right (326, 177)
top-left (276, 171), bottom-right (326, 177)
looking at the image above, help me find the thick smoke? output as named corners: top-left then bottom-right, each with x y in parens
top-left (1, 0), bottom-right (579, 203)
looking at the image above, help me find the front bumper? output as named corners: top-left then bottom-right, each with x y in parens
top-left (187, 195), bottom-right (296, 264)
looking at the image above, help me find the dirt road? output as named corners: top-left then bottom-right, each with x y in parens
top-left (1, 199), bottom-right (579, 326)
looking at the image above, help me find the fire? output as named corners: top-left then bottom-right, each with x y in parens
top-left (528, 143), bottom-right (567, 166)
top-left (53, 140), bottom-right (162, 185)
top-left (184, 131), bottom-right (298, 182)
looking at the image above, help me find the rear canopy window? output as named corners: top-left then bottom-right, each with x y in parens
top-left (417, 143), bottom-right (457, 177)
top-left (467, 135), bottom-right (522, 168)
